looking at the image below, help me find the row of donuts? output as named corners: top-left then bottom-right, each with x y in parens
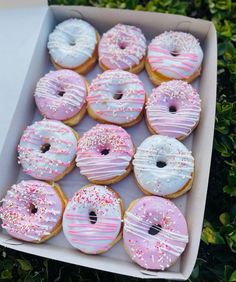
top-left (17, 120), bottom-right (194, 197)
top-left (47, 19), bottom-right (203, 86)
top-left (35, 69), bottom-right (201, 140)
top-left (0, 180), bottom-right (188, 271)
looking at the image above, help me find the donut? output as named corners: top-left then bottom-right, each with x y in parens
top-left (47, 19), bottom-right (99, 74)
top-left (133, 135), bottom-right (194, 198)
top-left (18, 119), bottom-right (79, 181)
top-left (146, 80), bottom-right (201, 140)
top-left (99, 24), bottom-right (146, 73)
top-left (0, 180), bottom-right (67, 243)
top-left (146, 31), bottom-right (203, 85)
top-left (76, 124), bottom-right (134, 184)
top-left (34, 70), bottom-right (88, 126)
top-left (63, 184), bottom-right (123, 254)
top-left (87, 70), bottom-right (146, 127)
top-left (123, 196), bottom-right (189, 270)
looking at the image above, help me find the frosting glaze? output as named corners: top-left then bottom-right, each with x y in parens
top-left (18, 120), bottom-right (78, 180)
top-left (146, 80), bottom-right (201, 139)
top-left (147, 31), bottom-right (203, 79)
top-left (0, 180), bottom-right (63, 242)
top-left (35, 70), bottom-right (87, 121)
top-left (63, 184), bottom-right (123, 254)
top-left (133, 135), bottom-right (194, 196)
top-left (99, 24), bottom-right (146, 70)
top-left (76, 124), bottom-right (134, 182)
top-left (87, 70), bottom-right (146, 125)
top-left (48, 19), bottom-right (97, 68)
top-left (123, 196), bottom-right (188, 270)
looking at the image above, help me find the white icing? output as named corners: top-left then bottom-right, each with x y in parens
top-left (87, 70), bottom-right (145, 124)
top-left (133, 135), bottom-right (194, 196)
top-left (48, 19), bottom-right (97, 68)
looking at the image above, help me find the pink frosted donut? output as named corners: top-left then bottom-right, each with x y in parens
top-left (63, 184), bottom-right (123, 254)
top-left (34, 70), bottom-right (87, 126)
top-left (76, 124), bottom-right (134, 184)
top-left (0, 180), bottom-right (66, 243)
top-left (99, 24), bottom-right (147, 73)
top-left (18, 119), bottom-right (78, 181)
top-left (146, 31), bottom-right (203, 85)
top-left (146, 80), bottom-right (201, 140)
top-left (123, 196), bottom-right (189, 270)
top-left (87, 70), bottom-right (146, 127)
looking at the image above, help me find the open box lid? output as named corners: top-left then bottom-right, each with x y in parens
top-left (0, 0), bottom-right (48, 154)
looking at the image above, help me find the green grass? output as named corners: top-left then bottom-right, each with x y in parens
top-left (1, 0), bottom-right (236, 281)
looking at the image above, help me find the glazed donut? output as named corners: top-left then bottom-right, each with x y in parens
top-left (146, 31), bottom-right (203, 85)
top-left (0, 180), bottom-right (67, 243)
top-left (35, 70), bottom-right (88, 126)
top-left (123, 196), bottom-right (188, 270)
top-left (76, 124), bottom-right (134, 184)
top-left (87, 70), bottom-right (146, 127)
top-left (18, 119), bottom-right (78, 181)
top-left (133, 135), bottom-right (194, 198)
top-left (99, 24), bottom-right (146, 73)
top-left (47, 19), bottom-right (99, 74)
top-left (63, 184), bottom-right (123, 254)
top-left (146, 80), bottom-right (201, 140)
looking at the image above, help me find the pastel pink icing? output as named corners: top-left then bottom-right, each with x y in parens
top-left (99, 24), bottom-right (146, 70)
top-left (123, 196), bottom-right (188, 270)
top-left (0, 180), bottom-right (63, 242)
top-left (18, 119), bottom-right (78, 180)
top-left (147, 31), bottom-right (203, 79)
top-left (35, 70), bottom-right (87, 121)
top-left (87, 70), bottom-right (145, 125)
top-left (63, 185), bottom-right (122, 254)
top-left (146, 80), bottom-right (201, 139)
top-left (76, 124), bottom-right (134, 182)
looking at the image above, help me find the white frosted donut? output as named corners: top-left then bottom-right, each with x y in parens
top-left (18, 119), bottom-right (78, 181)
top-left (147, 31), bottom-right (203, 80)
top-left (133, 135), bottom-right (194, 197)
top-left (63, 184), bottom-right (123, 254)
top-left (47, 19), bottom-right (98, 69)
top-left (87, 70), bottom-right (146, 126)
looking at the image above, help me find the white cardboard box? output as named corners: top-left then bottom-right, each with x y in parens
top-left (0, 1), bottom-right (217, 280)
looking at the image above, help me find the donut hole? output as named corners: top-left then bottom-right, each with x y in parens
top-left (40, 143), bottom-right (51, 153)
top-left (113, 92), bottom-right (123, 100)
top-left (118, 42), bottom-right (127, 50)
top-left (156, 161), bottom-right (166, 168)
top-left (148, 224), bottom-right (162, 235)
top-left (169, 105), bottom-right (177, 113)
top-left (89, 211), bottom-right (97, 224)
top-left (170, 50), bottom-right (179, 57)
top-left (101, 149), bottom-right (110, 156)
top-left (58, 91), bottom-right (65, 97)
top-left (29, 203), bottom-right (38, 214)
top-left (69, 41), bottom-right (76, 46)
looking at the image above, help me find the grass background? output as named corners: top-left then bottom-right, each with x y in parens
top-left (0, 0), bottom-right (236, 281)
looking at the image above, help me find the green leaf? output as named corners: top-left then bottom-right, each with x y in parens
top-left (229, 270), bottom-right (236, 281)
top-left (1, 270), bottom-right (12, 279)
top-left (17, 259), bottom-right (32, 272)
top-left (220, 213), bottom-right (231, 225)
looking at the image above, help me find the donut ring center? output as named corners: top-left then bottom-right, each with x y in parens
top-left (29, 203), bottom-right (38, 214)
top-left (58, 91), bottom-right (65, 97)
top-left (113, 92), bottom-right (123, 100)
top-left (148, 224), bottom-right (162, 235)
top-left (101, 149), bottom-right (110, 155)
top-left (40, 143), bottom-right (51, 153)
top-left (89, 211), bottom-right (97, 224)
top-left (118, 42), bottom-right (127, 50)
top-left (156, 161), bottom-right (166, 168)
top-left (170, 50), bottom-right (179, 57)
top-left (169, 105), bottom-right (177, 113)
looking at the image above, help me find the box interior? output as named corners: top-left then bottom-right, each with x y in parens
top-left (0, 5), bottom-right (217, 280)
